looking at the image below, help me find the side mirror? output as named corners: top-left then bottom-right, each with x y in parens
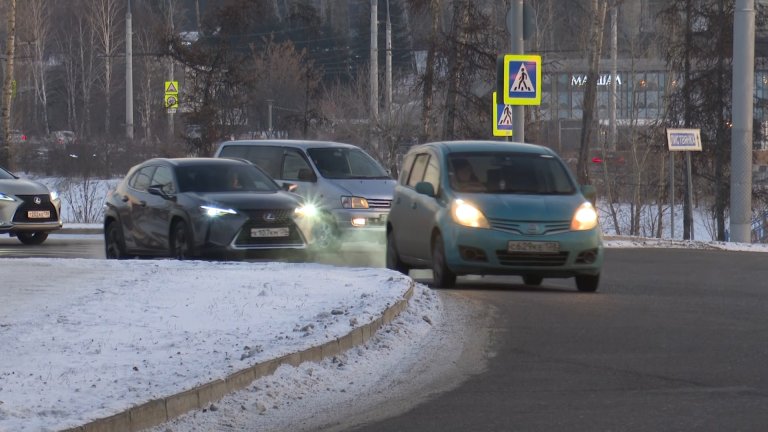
top-left (282, 182), bottom-right (298, 193)
top-left (581, 184), bottom-right (597, 206)
top-left (415, 181), bottom-right (436, 197)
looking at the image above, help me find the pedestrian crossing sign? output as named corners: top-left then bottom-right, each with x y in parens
top-left (164, 81), bottom-right (179, 94)
top-left (503, 54), bottom-right (541, 105)
top-left (493, 92), bottom-right (514, 137)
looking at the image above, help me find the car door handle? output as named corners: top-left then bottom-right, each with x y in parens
top-left (121, 195), bottom-right (129, 202)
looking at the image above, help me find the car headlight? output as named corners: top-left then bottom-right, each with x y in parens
top-left (571, 202), bottom-right (598, 231)
top-left (200, 205), bottom-right (237, 217)
top-left (0, 192), bottom-right (15, 202)
top-left (50, 191), bottom-right (59, 201)
top-left (451, 199), bottom-right (489, 228)
top-left (341, 196), bottom-right (369, 209)
top-left (294, 203), bottom-right (318, 218)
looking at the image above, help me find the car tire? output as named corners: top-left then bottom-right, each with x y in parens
top-left (575, 274), bottom-right (600, 292)
top-left (431, 234), bottom-right (456, 288)
top-left (170, 220), bottom-right (193, 260)
top-left (104, 222), bottom-right (128, 259)
top-left (523, 275), bottom-right (543, 286)
top-left (311, 214), bottom-right (341, 253)
top-left (386, 229), bottom-right (410, 275)
top-left (17, 231), bottom-right (48, 245)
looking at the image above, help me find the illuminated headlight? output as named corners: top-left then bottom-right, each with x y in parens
top-left (294, 203), bottom-right (318, 218)
top-left (200, 205), bottom-right (237, 217)
top-left (341, 196), bottom-right (369, 209)
top-left (49, 191), bottom-right (59, 201)
top-left (0, 192), bottom-right (15, 202)
top-left (571, 202), bottom-right (598, 231)
top-left (451, 199), bottom-right (489, 228)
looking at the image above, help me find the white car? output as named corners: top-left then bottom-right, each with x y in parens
top-left (0, 166), bottom-right (62, 244)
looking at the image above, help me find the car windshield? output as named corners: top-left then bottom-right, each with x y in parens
top-left (176, 163), bottom-right (278, 193)
top-left (448, 152), bottom-right (576, 195)
top-left (0, 167), bottom-right (15, 179)
top-left (307, 147), bottom-right (390, 179)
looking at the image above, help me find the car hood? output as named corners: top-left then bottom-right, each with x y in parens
top-left (330, 179), bottom-right (395, 200)
top-left (463, 193), bottom-right (586, 222)
top-left (0, 179), bottom-right (49, 196)
top-left (192, 191), bottom-right (301, 210)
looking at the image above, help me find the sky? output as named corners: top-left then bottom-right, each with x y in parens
top-left (2, 238), bottom-right (767, 432)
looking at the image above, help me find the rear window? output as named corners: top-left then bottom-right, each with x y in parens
top-left (448, 152), bottom-right (576, 195)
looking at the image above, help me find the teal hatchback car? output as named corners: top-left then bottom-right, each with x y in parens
top-left (386, 141), bottom-right (603, 292)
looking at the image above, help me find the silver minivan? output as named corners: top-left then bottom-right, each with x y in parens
top-left (214, 140), bottom-right (395, 250)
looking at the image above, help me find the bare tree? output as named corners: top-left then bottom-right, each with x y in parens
top-left (1, 0), bottom-right (17, 168)
top-left (88, 0), bottom-right (124, 136)
top-left (576, 0), bottom-right (608, 184)
top-left (24, 0), bottom-right (52, 135)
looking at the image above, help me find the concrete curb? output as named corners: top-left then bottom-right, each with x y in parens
top-left (56, 227), bottom-right (103, 235)
top-left (60, 281), bottom-right (416, 432)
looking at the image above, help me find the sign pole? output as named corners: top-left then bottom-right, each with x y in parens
top-left (670, 152), bottom-right (675, 239)
top-left (508, 0), bottom-right (524, 141)
top-left (685, 152), bottom-right (694, 240)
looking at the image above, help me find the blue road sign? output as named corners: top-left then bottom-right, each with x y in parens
top-left (502, 54), bottom-right (541, 105)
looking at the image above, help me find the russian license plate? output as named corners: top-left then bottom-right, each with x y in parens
top-left (27, 210), bottom-right (50, 219)
top-left (251, 227), bottom-right (290, 238)
top-left (507, 241), bottom-right (560, 253)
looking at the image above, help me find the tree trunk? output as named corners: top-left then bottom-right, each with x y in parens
top-left (419, 0), bottom-right (440, 142)
top-left (576, 0), bottom-right (607, 184)
top-left (1, 0), bottom-right (17, 168)
top-left (443, 0), bottom-right (470, 140)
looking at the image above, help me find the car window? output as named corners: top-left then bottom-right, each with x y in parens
top-left (448, 152), bottom-right (576, 194)
top-left (150, 166), bottom-right (176, 194)
top-left (407, 153), bottom-right (430, 187)
top-left (399, 153), bottom-right (415, 185)
top-left (219, 145), bottom-right (283, 179)
top-left (282, 149), bottom-right (313, 181)
top-left (307, 147), bottom-right (389, 179)
top-left (176, 163), bottom-right (278, 193)
top-left (129, 166), bottom-right (155, 192)
top-left (0, 166), bottom-right (15, 179)
top-left (422, 154), bottom-right (441, 194)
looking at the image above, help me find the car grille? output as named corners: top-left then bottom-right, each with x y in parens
top-left (12, 194), bottom-right (58, 222)
top-left (234, 209), bottom-right (304, 247)
top-left (487, 218), bottom-right (571, 235)
top-left (495, 251), bottom-right (569, 267)
top-left (366, 199), bottom-right (391, 209)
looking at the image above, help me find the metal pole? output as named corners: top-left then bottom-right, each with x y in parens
top-left (686, 152), bottom-right (693, 240)
top-left (510, 0), bottom-right (524, 141)
top-left (730, 0), bottom-right (755, 243)
top-left (670, 152), bottom-right (675, 239)
top-left (167, 0), bottom-right (175, 142)
top-left (370, 0), bottom-right (379, 156)
top-left (385, 0), bottom-right (392, 122)
top-left (267, 99), bottom-right (273, 137)
top-left (125, 0), bottom-right (134, 140)
top-left (609, 4), bottom-right (617, 151)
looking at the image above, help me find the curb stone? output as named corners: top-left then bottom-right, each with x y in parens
top-left (59, 281), bottom-right (416, 432)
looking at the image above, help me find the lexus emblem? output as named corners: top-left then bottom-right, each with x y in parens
top-left (33, 196), bottom-right (42, 205)
top-left (263, 213), bottom-right (276, 222)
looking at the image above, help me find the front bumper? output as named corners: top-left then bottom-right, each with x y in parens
top-left (190, 209), bottom-right (308, 254)
top-left (0, 196), bottom-right (62, 234)
top-left (442, 225), bottom-right (603, 278)
top-left (329, 208), bottom-right (389, 241)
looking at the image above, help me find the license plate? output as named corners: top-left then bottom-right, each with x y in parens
top-left (251, 227), bottom-right (290, 238)
top-left (507, 241), bottom-right (560, 253)
top-left (27, 210), bottom-right (50, 219)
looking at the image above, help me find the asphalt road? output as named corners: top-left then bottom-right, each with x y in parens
top-left (345, 248), bottom-right (768, 432)
top-left (3, 238), bottom-right (768, 431)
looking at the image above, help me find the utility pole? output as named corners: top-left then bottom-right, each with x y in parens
top-left (609, 3), bottom-right (617, 151)
top-left (509, 0), bottom-right (524, 141)
top-left (370, 0), bottom-right (380, 157)
top-left (385, 0), bottom-right (392, 122)
top-left (730, 0), bottom-right (755, 243)
top-left (125, 0), bottom-right (134, 140)
top-left (167, 0), bottom-right (175, 142)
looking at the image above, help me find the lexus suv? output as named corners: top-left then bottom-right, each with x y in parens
top-left (0, 165), bottom-right (62, 244)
